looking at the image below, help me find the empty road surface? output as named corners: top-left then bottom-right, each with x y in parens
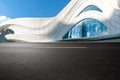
top-left (0, 42), bottom-right (120, 80)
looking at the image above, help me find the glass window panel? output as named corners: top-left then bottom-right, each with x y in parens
top-left (0, 29), bottom-right (14, 42)
top-left (79, 5), bottom-right (102, 15)
top-left (63, 19), bottom-right (107, 40)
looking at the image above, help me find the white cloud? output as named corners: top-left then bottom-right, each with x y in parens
top-left (0, 16), bottom-right (11, 23)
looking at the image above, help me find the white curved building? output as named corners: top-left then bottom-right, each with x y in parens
top-left (0, 0), bottom-right (120, 42)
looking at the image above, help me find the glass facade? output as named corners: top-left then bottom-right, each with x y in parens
top-left (63, 19), bottom-right (107, 39)
top-left (0, 29), bottom-right (14, 42)
top-left (0, 32), bottom-right (7, 42)
top-left (80, 5), bottom-right (102, 14)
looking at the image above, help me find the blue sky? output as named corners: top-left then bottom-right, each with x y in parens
top-left (0, 0), bottom-right (70, 18)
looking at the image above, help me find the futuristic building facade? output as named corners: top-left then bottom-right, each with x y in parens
top-left (0, 0), bottom-right (120, 42)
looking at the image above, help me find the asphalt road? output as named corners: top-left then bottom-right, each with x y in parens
top-left (0, 42), bottom-right (120, 80)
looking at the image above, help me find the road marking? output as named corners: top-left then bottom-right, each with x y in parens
top-left (34, 46), bottom-right (87, 49)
